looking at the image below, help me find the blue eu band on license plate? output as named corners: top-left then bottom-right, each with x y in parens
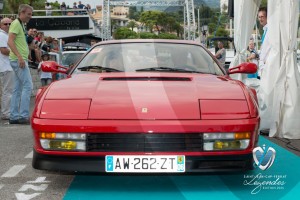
top-left (105, 155), bottom-right (185, 173)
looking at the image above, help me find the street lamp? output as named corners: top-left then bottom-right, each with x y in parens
top-left (201, 25), bottom-right (208, 47)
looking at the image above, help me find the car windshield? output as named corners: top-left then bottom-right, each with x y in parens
top-left (73, 42), bottom-right (224, 75)
top-left (62, 52), bottom-right (85, 67)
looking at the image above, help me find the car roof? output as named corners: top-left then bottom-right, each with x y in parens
top-left (95, 39), bottom-right (204, 47)
top-left (62, 51), bottom-right (86, 54)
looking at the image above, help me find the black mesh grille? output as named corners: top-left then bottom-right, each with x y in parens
top-left (86, 133), bottom-right (203, 152)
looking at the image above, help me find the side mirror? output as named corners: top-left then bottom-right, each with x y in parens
top-left (228, 62), bottom-right (257, 74)
top-left (41, 61), bottom-right (68, 74)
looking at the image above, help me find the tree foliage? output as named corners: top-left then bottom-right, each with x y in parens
top-left (139, 11), bottom-right (162, 33)
top-left (127, 21), bottom-right (138, 31)
top-left (157, 33), bottom-right (178, 39)
top-left (139, 32), bottom-right (158, 39)
top-left (113, 27), bottom-right (137, 39)
top-left (261, 0), bottom-right (268, 7)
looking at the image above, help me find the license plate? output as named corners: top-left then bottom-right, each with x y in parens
top-left (105, 155), bottom-right (185, 173)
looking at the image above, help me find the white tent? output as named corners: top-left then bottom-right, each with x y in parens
top-left (266, 0), bottom-right (300, 139)
top-left (258, 1), bottom-right (282, 131)
top-left (229, 0), bottom-right (261, 82)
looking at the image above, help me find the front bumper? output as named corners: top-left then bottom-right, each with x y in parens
top-left (32, 149), bottom-right (253, 173)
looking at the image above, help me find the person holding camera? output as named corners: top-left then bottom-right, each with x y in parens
top-left (246, 40), bottom-right (259, 65)
top-left (7, 4), bottom-right (33, 125)
top-left (246, 40), bottom-right (259, 78)
top-left (245, 40), bottom-right (260, 88)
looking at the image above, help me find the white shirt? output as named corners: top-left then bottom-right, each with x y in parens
top-left (259, 24), bottom-right (271, 76)
top-left (38, 61), bottom-right (53, 79)
top-left (0, 29), bottom-right (12, 73)
top-left (45, 5), bottom-right (52, 16)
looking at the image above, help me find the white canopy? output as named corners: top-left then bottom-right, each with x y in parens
top-left (229, 0), bottom-right (261, 81)
top-left (258, 1), bottom-right (282, 131)
top-left (266, 0), bottom-right (300, 139)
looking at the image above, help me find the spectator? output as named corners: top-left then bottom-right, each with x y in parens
top-left (86, 4), bottom-right (91, 13)
top-left (73, 2), bottom-right (78, 15)
top-left (27, 28), bottom-right (35, 37)
top-left (32, 28), bottom-right (38, 37)
top-left (50, 38), bottom-right (60, 53)
top-left (7, 4), bottom-right (34, 125)
top-left (45, 2), bottom-right (52, 16)
top-left (257, 7), bottom-right (270, 136)
top-left (38, 53), bottom-right (52, 86)
top-left (258, 7), bottom-right (270, 78)
top-left (90, 39), bottom-right (97, 46)
top-left (246, 40), bottom-right (259, 65)
top-left (215, 41), bottom-right (226, 68)
top-left (78, 1), bottom-right (85, 9)
top-left (78, 1), bottom-right (85, 14)
top-left (60, 2), bottom-right (67, 15)
top-left (0, 18), bottom-right (13, 120)
top-left (34, 31), bottom-right (44, 42)
top-left (45, 36), bottom-right (53, 49)
top-left (245, 39), bottom-right (260, 89)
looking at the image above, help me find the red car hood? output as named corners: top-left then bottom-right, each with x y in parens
top-left (45, 73), bottom-right (246, 119)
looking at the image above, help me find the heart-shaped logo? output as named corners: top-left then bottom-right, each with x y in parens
top-left (253, 144), bottom-right (276, 170)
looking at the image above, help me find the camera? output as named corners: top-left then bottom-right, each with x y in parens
top-left (26, 35), bottom-right (50, 52)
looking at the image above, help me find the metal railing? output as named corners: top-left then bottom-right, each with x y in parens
top-left (32, 9), bottom-right (90, 16)
top-left (0, 13), bottom-right (18, 19)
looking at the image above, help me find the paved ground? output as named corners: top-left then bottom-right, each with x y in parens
top-left (0, 97), bottom-right (299, 199)
top-left (266, 136), bottom-right (300, 157)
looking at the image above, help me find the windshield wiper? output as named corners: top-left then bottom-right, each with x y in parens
top-left (136, 67), bottom-right (201, 73)
top-left (77, 65), bottom-right (123, 72)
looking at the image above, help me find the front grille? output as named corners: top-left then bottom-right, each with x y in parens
top-left (86, 133), bottom-right (203, 152)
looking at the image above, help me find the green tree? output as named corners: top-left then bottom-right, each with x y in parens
top-left (113, 27), bottom-right (137, 39)
top-left (139, 32), bottom-right (158, 39)
top-left (3, 0), bottom-right (48, 14)
top-left (128, 6), bottom-right (140, 20)
top-left (157, 33), bottom-right (178, 39)
top-left (127, 20), bottom-right (138, 31)
top-left (6, 0), bottom-right (26, 14)
top-left (215, 27), bottom-right (229, 37)
top-left (172, 22), bottom-right (183, 38)
top-left (140, 11), bottom-right (163, 33)
top-left (261, 0), bottom-right (268, 7)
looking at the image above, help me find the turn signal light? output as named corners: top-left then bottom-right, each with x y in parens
top-left (234, 132), bottom-right (251, 139)
top-left (40, 132), bottom-right (56, 139)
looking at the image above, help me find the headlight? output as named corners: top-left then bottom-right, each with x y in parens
top-left (39, 132), bottom-right (86, 151)
top-left (203, 132), bottom-right (250, 151)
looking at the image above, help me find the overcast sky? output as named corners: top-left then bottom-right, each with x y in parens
top-left (48, 0), bottom-right (102, 9)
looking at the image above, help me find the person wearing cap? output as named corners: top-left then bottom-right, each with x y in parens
top-left (38, 53), bottom-right (52, 86)
top-left (0, 17), bottom-right (13, 120)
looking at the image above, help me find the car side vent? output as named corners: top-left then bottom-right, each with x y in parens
top-left (102, 77), bottom-right (191, 81)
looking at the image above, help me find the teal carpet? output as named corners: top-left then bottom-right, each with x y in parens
top-left (64, 137), bottom-right (300, 200)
